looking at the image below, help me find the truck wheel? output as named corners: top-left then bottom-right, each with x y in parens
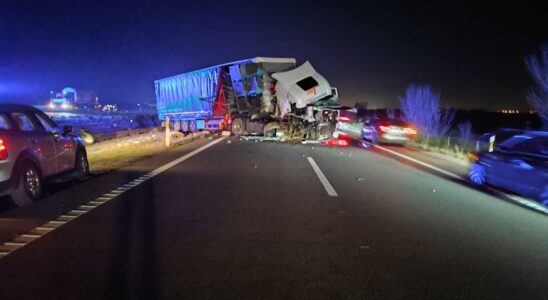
top-left (189, 121), bottom-right (197, 133)
top-left (263, 122), bottom-right (280, 137)
top-left (231, 118), bottom-right (245, 136)
top-left (540, 184), bottom-right (548, 206)
top-left (11, 162), bottom-right (42, 207)
top-left (181, 120), bottom-right (189, 133)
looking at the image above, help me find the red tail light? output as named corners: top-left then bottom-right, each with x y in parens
top-left (339, 116), bottom-right (350, 123)
top-left (0, 138), bottom-right (7, 160)
top-left (324, 139), bottom-right (349, 147)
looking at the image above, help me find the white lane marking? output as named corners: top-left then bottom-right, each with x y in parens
top-left (0, 137), bottom-right (225, 260)
top-left (370, 143), bottom-right (462, 180)
top-left (306, 157), bottom-right (338, 197)
top-left (368, 142), bottom-right (548, 215)
top-left (21, 234), bottom-right (41, 239)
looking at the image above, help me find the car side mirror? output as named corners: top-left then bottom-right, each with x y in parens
top-left (63, 126), bottom-right (73, 135)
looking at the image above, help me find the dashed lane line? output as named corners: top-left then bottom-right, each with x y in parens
top-left (306, 157), bottom-right (338, 197)
top-left (0, 137), bottom-right (225, 260)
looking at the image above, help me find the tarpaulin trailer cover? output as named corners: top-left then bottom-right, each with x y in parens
top-left (155, 57), bottom-right (296, 120)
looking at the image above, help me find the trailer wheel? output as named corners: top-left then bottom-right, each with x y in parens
top-left (181, 120), bottom-right (189, 133)
top-left (189, 121), bottom-right (197, 133)
top-left (231, 118), bottom-right (245, 136)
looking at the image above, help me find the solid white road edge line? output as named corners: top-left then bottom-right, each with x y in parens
top-left (371, 143), bottom-right (462, 180)
top-left (0, 137), bottom-right (226, 260)
top-left (369, 142), bottom-right (548, 214)
top-left (307, 157), bottom-right (338, 197)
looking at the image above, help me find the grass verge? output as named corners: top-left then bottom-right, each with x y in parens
top-left (87, 131), bottom-right (210, 174)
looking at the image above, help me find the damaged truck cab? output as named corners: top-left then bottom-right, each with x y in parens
top-left (154, 57), bottom-right (340, 140)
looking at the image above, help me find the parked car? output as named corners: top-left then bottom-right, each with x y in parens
top-left (362, 117), bottom-right (417, 145)
top-left (0, 104), bottom-right (89, 206)
top-left (468, 131), bottom-right (548, 206)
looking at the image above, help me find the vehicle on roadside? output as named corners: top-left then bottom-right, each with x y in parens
top-left (154, 57), bottom-right (340, 140)
top-left (361, 117), bottom-right (416, 145)
top-left (468, 131), bottom-right (548, 206)
top-left (0, 104), bottom-right (89, 206)
top-left (467, 128), bottom-right (524, 161)
top-left (332, 108), bottom-right (364, 141)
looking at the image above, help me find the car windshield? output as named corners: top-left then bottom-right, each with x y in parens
top-left (498, 135), bottom-right (533, 149)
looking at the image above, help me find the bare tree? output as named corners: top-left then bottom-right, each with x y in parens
top-left (457, 120), bottom-right (473, 142)
top-left (399, 84), bottom-right (455, 137)
top-left (525, 44), bottom-right (548, 125)
top-left (386, 108), bottom-right (397, 120)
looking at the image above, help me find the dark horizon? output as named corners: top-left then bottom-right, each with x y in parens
top-left (1, 1), bottom-right (546, 111)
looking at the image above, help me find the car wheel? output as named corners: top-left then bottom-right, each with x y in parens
top-left (540, 184), bottom-right (548, 207)
top-left (469, 163), bottom-right (487, 185)
top-left (74, 150), bottom-right (89, 178)
top-left (10, 162), bottom-right (42, 207)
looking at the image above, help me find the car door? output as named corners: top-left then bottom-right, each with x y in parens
top-left (34, 112), bottom-right (75, 173)
top-left (494, 137), bottom-right (547, 198)
top-left (11, 112), bottom-right (57, 177)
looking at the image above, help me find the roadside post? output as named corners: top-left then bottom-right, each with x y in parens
top-left (164, 115), bottom-right (171, 147)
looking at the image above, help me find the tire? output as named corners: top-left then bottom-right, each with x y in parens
top-left (74, 150), bottom-right (89, 178)
top-left (469, 163), bottom-right (487, 185)
top-left (263, 122), bottom-right (280, 138)
top-left (10, 162), bottom-right (42, 207)
top-left (231, 118), bottom-right (245, 136)
top-left (189, 121), bottom-right (197, 133)
top-left (540, 184), bottom-right (548, 207)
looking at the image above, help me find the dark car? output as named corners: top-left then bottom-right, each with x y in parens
top-left (362, 117), bottom-right (417, 145)
top-left (467, 128), bottom-right (524, 161)
top-left (468, 131), bottom-right (548, 205)
top-left (0, 104), bottom-right (89, 206)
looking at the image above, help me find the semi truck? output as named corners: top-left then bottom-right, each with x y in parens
top-left (154, 57), bottom-right (341, 140)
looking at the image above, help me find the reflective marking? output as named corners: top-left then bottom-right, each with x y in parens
top-left (306, 157), bottom-right (338, 197)
top-left (47, 220), bottom-right (66, 225)
top-left (21, 234), bottom-right (41, 239)
top-left (35, 227), bottom-right (54, 232)
top-left (4, 242), bottom-right (25, 247)
top-left (58, 215), bottom-right (77, 221)
top-left (0, 137), bottom-right (225, 260)
top-left (79, 205), bottom-right (95, 209)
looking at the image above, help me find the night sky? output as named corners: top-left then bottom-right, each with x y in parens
top-left (0, 1), bottom-right (546, 110)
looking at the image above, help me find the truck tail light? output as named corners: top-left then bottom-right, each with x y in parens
top-left (338, 116), bottom-right (350, 123)
top-left (0, 138), bottom-right (7, 160)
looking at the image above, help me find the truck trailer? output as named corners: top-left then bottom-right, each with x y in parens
top-left (154, 57), bottom-right (341, 140)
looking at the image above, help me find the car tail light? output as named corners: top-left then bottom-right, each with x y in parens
top-left (339, 116), bottom-right (350, 123)
top-left (467, 152), bottom-right (479, 162)
top-left (324, 139), bottom-right (349, 147)
top-left (0, 138), bottom-right (7, 160)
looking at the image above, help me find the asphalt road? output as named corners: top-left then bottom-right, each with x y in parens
top-left (0, 136), bottom-right (547, 299)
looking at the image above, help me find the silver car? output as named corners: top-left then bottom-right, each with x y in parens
top-left (0, 104), bottom-right (89, 206)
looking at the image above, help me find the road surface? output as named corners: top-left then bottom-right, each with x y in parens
top-left (0, 136), bottom-right (547, 299)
